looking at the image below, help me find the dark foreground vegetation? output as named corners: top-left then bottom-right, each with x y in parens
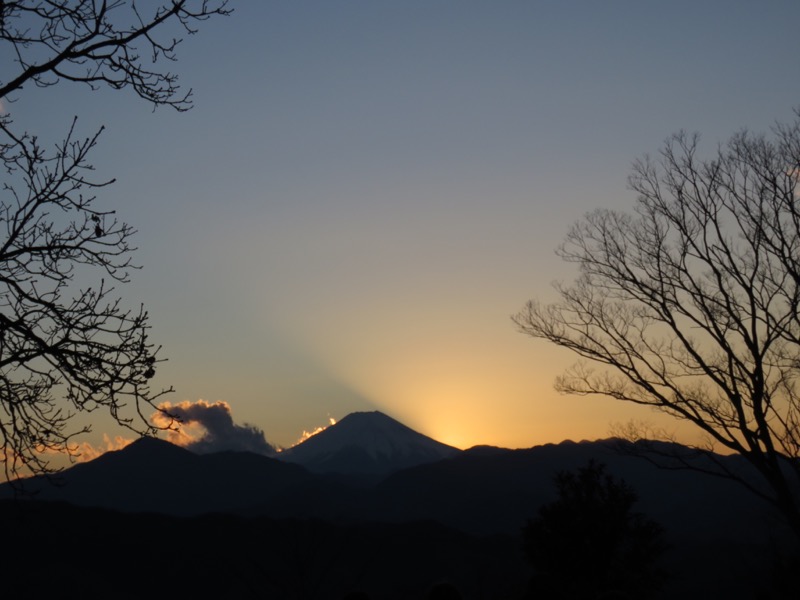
top-left (3, 479), bottom-right (796, 600)
top-left (3, 439), bottom-right (798, 599)
top-left (2, 500), bottom-right (527, 600)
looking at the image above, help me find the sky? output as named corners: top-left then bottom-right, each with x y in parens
top-left (7, 0), bottom-right (800, 456)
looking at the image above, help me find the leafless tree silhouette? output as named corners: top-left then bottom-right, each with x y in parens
top-left (0, 0), bottom-right (230, 479)
top-left (514, 109), bottom-right (800, 539)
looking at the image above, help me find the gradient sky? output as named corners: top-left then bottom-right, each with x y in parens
top-left (9, 0), bottom-right (800, 453)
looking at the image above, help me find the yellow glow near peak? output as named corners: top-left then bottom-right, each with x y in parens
top-left (289, 416), bottom-right (337, 448)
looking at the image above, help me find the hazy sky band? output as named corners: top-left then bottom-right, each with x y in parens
top-left (8, 0), bottom-right (800, 451)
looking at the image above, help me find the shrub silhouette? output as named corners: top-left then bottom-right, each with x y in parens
top-left (522, 460), bottom-right (665, 599)
top-left (426, 581), bottom-right (463, 600)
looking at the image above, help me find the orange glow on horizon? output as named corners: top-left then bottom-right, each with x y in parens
top-left (76, 434), bottom-right (134, 462)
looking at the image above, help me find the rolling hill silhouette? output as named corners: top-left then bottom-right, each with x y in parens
top-left (1, 412), bottom-right (793, 599)
top-left (2, 436), bottom-right (312, 515)
top-left (0, 413), bottom-right (782, 543)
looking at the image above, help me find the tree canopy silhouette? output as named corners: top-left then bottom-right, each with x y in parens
top-left (514, 109), bottom-right (800, 540)
top-left (522, 461), bottom-right (665, 600)
top-left (0, 0), bottom-right (229, 478)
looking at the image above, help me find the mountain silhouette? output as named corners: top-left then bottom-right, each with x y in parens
top-left (364, 439), bottom-right (776, 541)
top-left (277, 410), bottom-right (461, 477)
top-left (0, 414), bottom-right (786, 546)
top-left (0, 422), bottom-right (779, 539)
top-left (2, 436), bottom-right (312, 515)
top-left (1, 415), bottom-right (792, 599)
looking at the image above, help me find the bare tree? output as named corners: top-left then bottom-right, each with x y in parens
top-left (0, 1), bottom-right (230, 479)
top-left (514, 109), bottom-right (800, 539)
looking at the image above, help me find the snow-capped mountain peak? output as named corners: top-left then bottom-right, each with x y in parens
top-left (277, 411), bottom-right (460, 476)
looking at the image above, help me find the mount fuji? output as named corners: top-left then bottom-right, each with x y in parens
top-left (0, 411), bottom-right (787, 599)
top-left (0, 410), bottom-right (780, 546)
top-left (277, 410), bottom-right (460, 476)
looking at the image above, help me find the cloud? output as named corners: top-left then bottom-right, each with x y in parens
top-left (1, 447), bottom-right (28, 482)
top-left (76, 434), bottom-right (134, 462)
top-left (290, 417), bottom-right (337, 449)
top-left (0, 434), bottom-right (134, 481)
top-left (152, 399), bottom-right (276, 456)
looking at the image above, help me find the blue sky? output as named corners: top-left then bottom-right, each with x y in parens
top-left (8, 0), bottom-right (800, 451)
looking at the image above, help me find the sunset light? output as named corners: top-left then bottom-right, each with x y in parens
top-left (291, 416), bottom-right (337, 448)
top-left (2, 3), bottom-right (798, 597)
